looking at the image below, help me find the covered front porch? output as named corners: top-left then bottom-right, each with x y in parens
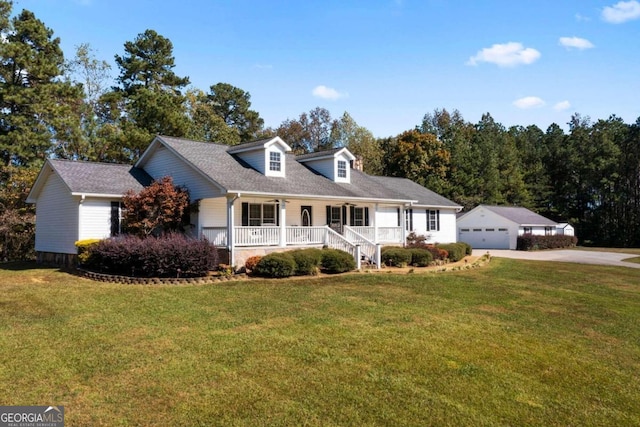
top-left (196, 195), bottom-right (409, 268)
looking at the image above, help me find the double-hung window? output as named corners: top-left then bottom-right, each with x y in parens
top-left (337, 160), bottom-right (347, 178)
top-left (245, 203), bottom-right (277, 226)
top-left (353, 207), bottom-right (364, 226)
top-left (426, 209), bottom-right (440, 231)
top-left (269, 151), bottom-right (281, 172)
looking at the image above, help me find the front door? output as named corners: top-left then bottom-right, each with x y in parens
top-left (329, 206), bottom-right (343, 233)
top-left (301, 206), bottom-right (312, 227)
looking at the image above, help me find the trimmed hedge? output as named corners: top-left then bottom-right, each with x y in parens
top-left (381, 247), bottom-right (412, 267)
top-left (436, 243), bottom-right (468, 262)
top-left (84, 233), bottom-right (218, 277)
top-left (517, 234), bottom-right (578, 251)
top-left (408, 248), bottom-right (433, 267)
top-left (244, 255), bottom-right (262, 272)
top-left (75, 239), bottom-right (102, 265)
top-left (290, 248), bottom-right (323, 275)
top-left (254, 253), bottom-right (297, 278)
top-left (321, 248), bottom-right (356, 274)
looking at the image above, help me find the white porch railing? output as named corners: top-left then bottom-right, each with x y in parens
top-left (201, 227), bottom-right (227, 246)
top-left (377, 227), bottom-right (403, 243)
top-left (234, 226), bottom-right (280, 246)
top-left (286, 226), bottom-right (326, 245)
top-left (349, 226), bottom-right (375, 241)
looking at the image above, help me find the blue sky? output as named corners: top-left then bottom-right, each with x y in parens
top-left (15, 0), bottom-right (640, 137)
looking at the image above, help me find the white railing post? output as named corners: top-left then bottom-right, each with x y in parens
top-left (375, 244), bottom-right (381, 269)
top-left (356, 245), bottom-right (361, 270)
top-left (279, 200), bottom-right (286, 247)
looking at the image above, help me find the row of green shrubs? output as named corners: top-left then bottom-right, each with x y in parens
top-left (381, 242), bottom-right (472, 267)
top-left (517, 234), bottom-right (578, 251)
top-left (245, 248), bottom-right (356, 278)
top-left (76, 234), bottom-right (218, 278)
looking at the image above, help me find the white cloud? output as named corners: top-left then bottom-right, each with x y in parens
top-left (602, 0), bottom-right (640, 23)
top-left (575, 13), bottom-right (591, 22)
top-left (559, 36), bottom-right (595, 50)
top-left (254, 64), bottom-right (273, 70)
top-left (554, 100), bottom-right (571, 111)
top-left (312, 85), bottom-right (347, 100)
top-left (467, 42), bottom-right (541, 67)
top-left (513, 96), bottom-right (546, 109)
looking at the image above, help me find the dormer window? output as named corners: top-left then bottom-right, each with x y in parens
top-left (269, 152), bottom-right (281, 172)
top-left (337, 160), bottom-right (347, 178)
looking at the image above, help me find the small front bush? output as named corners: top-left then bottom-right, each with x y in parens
top-left (253, 253), bottom-right (297, 278)
top-left (244, 255), bottom-right (262, 273)
top-left (84, 233), bottom-right (217, 277)
top-left (381, 247), bottom-right (412, 267)
top-left (437, 243), bottom-right (467, 262)
top-left (290, 248), bottom-right (323, 275)
top-left (75, 239), bottom-right (102, 265)
top-left (321, 249), bottom-right (356, 274)
top-left (408, 248), bottom-right (433, 267)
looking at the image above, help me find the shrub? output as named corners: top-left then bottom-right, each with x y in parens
top-left (321, 248), bottom-right (356, 274)
top-left (290, 248), bottom-right (323, 276)
top-left (437, 243), bottom-right (467, 262)
top-left (253, 253), bottom-right (297, 278)
top-left (406, 232), bottom-right (428, 248)
top-left (460, 241), bottom-right (473, 255)
top-left (244, 255), bottom-right (262, 272)
top-left (425, 245), bottom-right (448, 261)
top-left (517, 234), bottom-right (578, 251)
top-left (381, 247), bottom-right (412, 267)
top-left (75, 239), bottom-right (102, 265)
top-left (408, 248), bottom-right (433, 267)
top-left (84, 233), bottom-right (217, 277)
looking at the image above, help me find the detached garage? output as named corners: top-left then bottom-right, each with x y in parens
top-left (457, 205), bottom-right (559, 250)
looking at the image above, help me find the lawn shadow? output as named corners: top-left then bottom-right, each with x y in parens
top-left (0, 261), bottom-right (64, 272)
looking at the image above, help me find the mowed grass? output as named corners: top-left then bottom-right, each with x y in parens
top-left (1, 260), bottom-right (639, 426)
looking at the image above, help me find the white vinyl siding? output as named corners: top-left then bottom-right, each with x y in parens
top-left (78, 198), bottom-right (117, 241)
top-left (34, 172), bottom-right (79, 254)
top-left (143, 146), bottom-right (222, 200)
top-left (199, 197), bottom-right (227, 228)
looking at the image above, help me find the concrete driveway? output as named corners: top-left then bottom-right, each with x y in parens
top-left (471, 249), bottom-right (640, 269)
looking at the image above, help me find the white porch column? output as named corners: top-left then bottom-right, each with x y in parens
top-left (279, 199), bottom-right (286, 247)
top-left (227, 195), bottom-right (236, 267)
top-left (374, 203), bottom-right (379, 244)
top-left (401, 205), bottom-right (407, 246)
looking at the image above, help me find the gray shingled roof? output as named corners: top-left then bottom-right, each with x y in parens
top-left (481, 205), bottom-right (557, 226)
top-left (153, 136), bottom-right (460, 206)
top-left (367, 176), bottom-right (461, 208)
top-left (295, 147), bottom-right (346, 161)
top-left (48, 159), bottom-right (152, 195)
top-left (226, 138), bottom-right (275, 153)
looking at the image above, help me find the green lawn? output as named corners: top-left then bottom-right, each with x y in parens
top-left (1, 260), bottom-right (639, 426)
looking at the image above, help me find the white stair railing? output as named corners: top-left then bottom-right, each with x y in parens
top-left (344, 226), bottom-right (379, 268)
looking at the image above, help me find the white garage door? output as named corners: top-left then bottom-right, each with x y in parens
top-left (459, 227), bottom-right (510, 249)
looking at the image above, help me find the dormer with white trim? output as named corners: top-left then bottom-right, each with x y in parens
top-left (296, 147), bottom-right (357, 184)
top-left (227, 136), bottom-right (291, 177)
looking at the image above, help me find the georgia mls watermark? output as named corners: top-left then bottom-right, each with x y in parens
top-left (0, 406), bottom-right (64, 427)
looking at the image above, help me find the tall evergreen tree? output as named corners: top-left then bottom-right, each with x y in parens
top-left (108, 29), bottom-right (190, 161)
top-left (0, 4), bottom-right (82, 167)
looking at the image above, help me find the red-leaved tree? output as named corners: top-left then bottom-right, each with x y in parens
top-left (122, 176), bottom-right (190, 237)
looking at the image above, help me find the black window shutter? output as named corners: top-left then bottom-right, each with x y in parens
top-left (241, 202), bottom-right (249, 226)
top-left (426, 209), bottom-right (430, 231)
top-left (342, 205), bottom-right (347, 225)
top-left (276, 203), bottom-right (280, 226)
top-left (326, 206), bottom-right (331, 225)
top-left (349, 206), bottom-right (355, 226)
top-left (110, 202), bottom-right (120, 236)
top-left (364, 207), bottom-right (369, 226)
top-left (437, 209), bottom-right (440, 231)
top-left (397, 208), bottom-right (400, 227)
